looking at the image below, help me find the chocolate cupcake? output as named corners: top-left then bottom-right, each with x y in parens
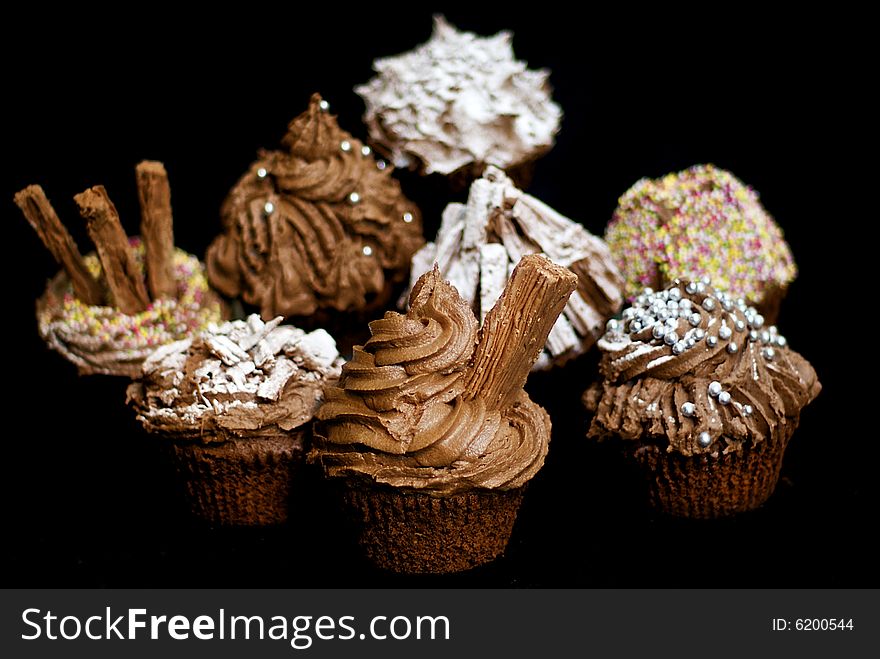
top-left (127, 314), bottom-right (343, 526)
top-left (605, 164), bottom-right (797, 323)
top-left (206, 93), bottom-right (423, 344)
top-left (15, 163), bottom-right (223, 377)
top-left (355, 16), bottom-right (561, 188)
top-left (408, 166), bottom-right (623, 369)
top-left (584, 278), bottom-right (820, 518)
top-left (312, 255), bottom-right (577, 573)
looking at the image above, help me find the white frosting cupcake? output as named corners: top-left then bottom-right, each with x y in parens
top-left (355, 16), bottom-right (562, 177)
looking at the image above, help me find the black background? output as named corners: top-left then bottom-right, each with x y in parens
top-left (1, 7), bottom-right (870, 587)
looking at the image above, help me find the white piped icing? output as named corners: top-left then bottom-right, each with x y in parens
top-left (355, 15), bottom-right (562, 176)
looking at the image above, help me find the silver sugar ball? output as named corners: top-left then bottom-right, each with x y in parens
top-left (376, 160), bottom-right (387, 170)
top-left (735, 319), bottom-right (746, 332)
top-left (264, 201), bottom-right (275, 214)
top-left (749, 330), bottom-right (759, 342)
top-left (722, 299), bottom-right (733, 311)
top-left (718, 391), bottom-right (731, 405)
top-left (403, 212), bottom-right (414, 223)
top-left (736, 298), bottom-right (747, 309)
top-left (623, 308), bottom-right (636, 320)
top-left (689, 313), bottom-right (702, 327)
top-left (679, 299), bottom-right (693, 311)
top-left (708, 381), bottom-right (722, 397)
top-left (652, 324), bottom-right (665, 339)
top-left (629, 320), bottom-right (642, 333)
top-left (751, 313), bottom-right (765, 329)
top-left (664, 331), bottom-right (678, 345)
top-left (702, 297), bottom-right (716, 311)
top-left (701, 275), bottom-right (711, 285)
top-left (668, 287), bottom-right (682, 301)
top-left (761, 331), bottom-right (771, 343)
top-left (719, 326), bottom-right (733, 340)
top-left (361, 145), bottom-right (372, 156)
top-left (606, 319), bottom-right (620, 332)
top-left (667, 299), bottom-right (679, 309)
top-left (707, 336), bottom-right (718, 347)
top-left (743, 404), bottom-right (754, 416)
top-left (348, 191), bottom-right (361, 204)
top-left (682, 402), bottom-right (696, 417)
top-left (644, 287), bottom-right (654, 295)
top-left (698, 431), bottom-right (713, 447)
top-left (686, 282), bottom-right (698, 294)
top-left (340, 140), bottom-right (352, 152)
top-left (694, 328), bottom-right (706, 340)
top-left (727, 342), bottom-right (739, 354)
top-left (672, 342), bottom-right (686, 355)
top-left (686, 337), bottom-right (696, 348)
top-left (256, 167), bottom-right (267, 178)
top-left (776, 335), bottom-right (787, 348)
top-left (762, 347), bottom-right (775, 361)
top-left (696, 282), bottom-right (706, 293)
top-left (362, 245), bottom-right (373, 256)
top-left (318, 99), bottom-right (330, 111)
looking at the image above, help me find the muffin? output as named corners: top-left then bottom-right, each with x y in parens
top-left (355, 15), bottom-right (561, 187)
top-left (206, 93), bottom-right (424, 344)
top-left (15, 162), bottom-right (223, 377)
top-left (605, 164), bottom-right (797, 323)
top-left (127, 314), bottom-right (343, 526)
top-left (408, 166), bottom-right (623, 369)
top-left (312, 255), bottom-right (577, 573)
top-left (584, 278), bottom-right (821, 518)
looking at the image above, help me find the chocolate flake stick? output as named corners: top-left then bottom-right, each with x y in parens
top-left (465, 254), bottom-right (577, 411)
top-left (74, 186), bottom-right (149, 314)
top-left (136, 161), bottom-right (177, 300)
top-left (13, 185), bottom-right (104, 305)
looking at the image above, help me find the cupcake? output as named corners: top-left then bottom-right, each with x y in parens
top-left (605, 164), bottom-right (797, 323)
top-left (127, 314), bottom-right (343, 526)
top-left (312, 255), bottom-right (577, 573)
top-left (14, 162), bottom-right (223, 377)
top-left (206, 93), bottom-right (424, 344)
top-left (584, 278), bottom-right (820, 518)
top-left (355, 15), bottom-right (561, 187)
top-left (408, 166), bottom-right (623, 370)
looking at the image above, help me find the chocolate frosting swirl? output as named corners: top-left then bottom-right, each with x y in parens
top-left (313, 268), bottom-right (550, 494)
top-left (586, 278), bottom-right (820, 456)
top-left (206, 94), bottom-right (424, 320)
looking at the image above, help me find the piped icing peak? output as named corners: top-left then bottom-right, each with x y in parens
top-left (355, 16), bottom-right (562, 176)
top-left (206, 94), bottom-right (424, 320)
top-left (586, 278), bottom-right (820, 456)
top-left (313, 259), bottom-right (578, 494)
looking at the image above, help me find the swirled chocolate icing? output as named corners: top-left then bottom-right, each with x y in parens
top-left (313, 267), bottom-right (550, 495)
top-left (585, 278), bottom-right (820, 457)
top-left (206, 94), bottom-right (424, 320)
top-left (128, 314), bottom-right (343, 442)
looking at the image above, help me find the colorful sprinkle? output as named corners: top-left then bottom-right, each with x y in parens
top-left (605, 164), bottom-right (797, 304)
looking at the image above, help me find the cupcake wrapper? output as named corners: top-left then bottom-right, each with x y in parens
top-left (339, 485), bottom-right (525, 574)
top-left (165, 430), bottom-right (306, 527)
top-left (625, 426), bottom-right (794, 519)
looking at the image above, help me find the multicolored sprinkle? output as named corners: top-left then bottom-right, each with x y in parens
top-left (39, 238), bottom-right (222, 353)
top-left (605, 164), bottom-right (797, 303)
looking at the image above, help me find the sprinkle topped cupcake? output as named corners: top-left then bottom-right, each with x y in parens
top-left (355, 15), bottom-right (562, 182)
top-left (206, 93), bottom-right (423, 324)
top-left (605, 164), bottom-right (797, 321)
top-left (15, 162), bottom-right (223, 377)
top-left (584, 277), bottom-right (820, 518)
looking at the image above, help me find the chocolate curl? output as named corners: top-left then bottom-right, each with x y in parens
top-left (136, 161), bottom-right (177, 299)
top-left (14, 185), bottom-right (105, 305)
top-left (74, 185), bottom-right (149, 314)
top-left (465, 254), bottom-right (577, 411)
